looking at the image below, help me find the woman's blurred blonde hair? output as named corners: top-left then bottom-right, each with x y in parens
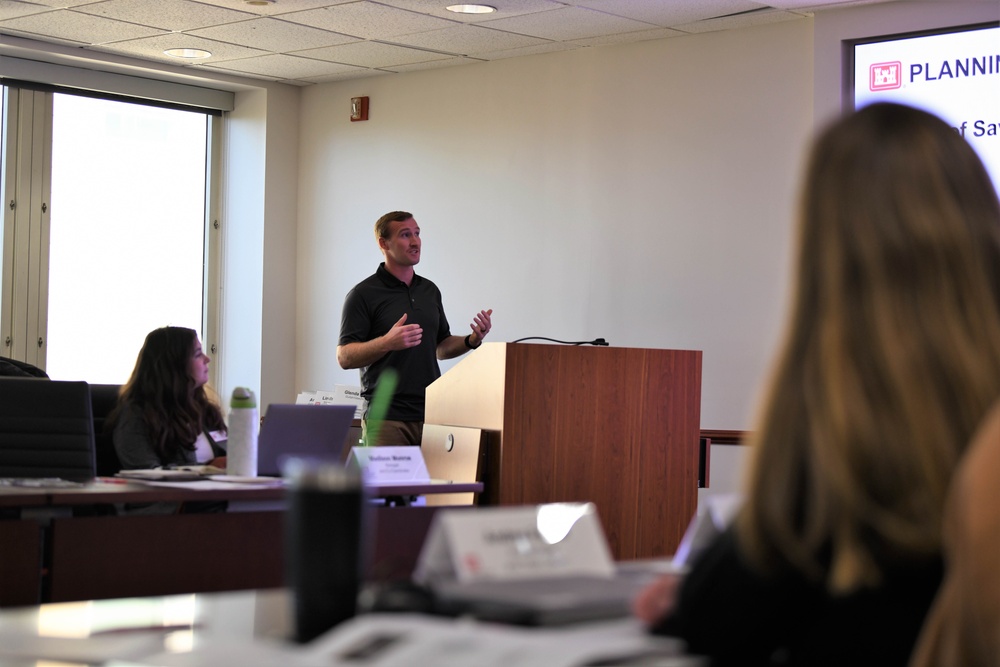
top-left (739, 103), bottom-right (1000, 592)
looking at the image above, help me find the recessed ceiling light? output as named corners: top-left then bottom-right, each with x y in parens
top-left (164, 48), bottom-right (212, 59)
top-left (245, 0), bottom-right (276, 5)
top-left (446, 4), bottom-right (497, 14)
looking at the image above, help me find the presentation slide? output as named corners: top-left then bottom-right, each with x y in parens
top-left (853, 24), bottom-right (1000, 193)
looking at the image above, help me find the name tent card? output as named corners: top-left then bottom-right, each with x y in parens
top-left (295, 385), bottom-right (364, 418)
top-left (414, 503), bottom-right (616, 584)
top-left (348, 446), bottom-right (430, 484)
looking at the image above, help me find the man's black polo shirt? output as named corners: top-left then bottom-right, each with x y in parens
top-left (339, 263), bottom-right (451, 422)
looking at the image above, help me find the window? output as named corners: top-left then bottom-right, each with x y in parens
top-left (0, 85), bottom-right (221, 384)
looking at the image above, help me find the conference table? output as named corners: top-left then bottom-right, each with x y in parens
top-left (0, 586), bottom-right (703, 666)
top-left (0, 477), bottom-right (482, 607)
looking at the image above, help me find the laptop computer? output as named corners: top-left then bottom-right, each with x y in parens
top-left (256, 404), bottom-right (356, 477)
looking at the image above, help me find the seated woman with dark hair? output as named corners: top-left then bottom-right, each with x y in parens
top-left (111, 326), bottom-right (227, 470)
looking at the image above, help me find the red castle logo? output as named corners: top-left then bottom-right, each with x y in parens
top-left (870, 61), bottom-right (902, 91)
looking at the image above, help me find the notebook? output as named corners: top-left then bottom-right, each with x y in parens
top-left (428, 567), bottom-right (663, 626)
top-left (414, 501), bottom-right (672, 626)
top-left (256, 404), bottom-right (356, 477)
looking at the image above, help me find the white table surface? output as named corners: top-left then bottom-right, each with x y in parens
top-left (0, 587), bottom-right (703, 667)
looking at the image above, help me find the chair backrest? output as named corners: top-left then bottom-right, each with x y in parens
top-left (0, 356), bottom-right (48, 378)
top-left (89, 384), bottom-right (123, 477)
top-left (0, 378), bottom-right (96, 481)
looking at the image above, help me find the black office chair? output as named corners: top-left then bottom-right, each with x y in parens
top-left (0, 378), bottom-right (96, 482)
top-left (0, 356), bottom-right (48, 378)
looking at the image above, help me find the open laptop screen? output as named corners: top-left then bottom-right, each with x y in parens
top-left (257, 404), bottom-right (356, 477)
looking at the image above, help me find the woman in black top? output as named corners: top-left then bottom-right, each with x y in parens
top-left (635, 103), bottom-right (1000, 666)
top-left (111, 326), bottom-right (227, 470)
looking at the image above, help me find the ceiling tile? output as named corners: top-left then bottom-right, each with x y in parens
top-left (394, 23), bottom-right (550, 56)
top-left (480, 6), bottom-right (658, 41)
top-left (475, 41), bottom-right (582, 61)
top-left (384, 56), bottom-right (483, 73)
top-left (376, 0), bottom-right (564, 23)
top-left (91, 33), bottom-right (268, 64)
top-left (10, 0), bottom-right (99, 7)
top-left (674, 8), bottom-right (803, 34)
top-left (563, 0), bottom-right (771, 26)
top-left (570, 27), bottom-right (686, 48)
top-left (74, 0), bottom-right (255, 31)
top-left (300, 66), bottom-right (393, 83)
top-left (194, 0), bottom-right (356, 15)
top-left (189, 17), bottom-right (358, 51)
top-left (295, 40), bottom-right (450, 68)
top-left (280, 2), bottom-right (459, 40)
top-left (0, 0), bottom-right (906, 85)
top-left (200, 52), bottom-right (368, 78)
top-left (0, 9), bottom-right (164, 44)
top-left (766, 0), bottom-right (885, 7)
top-left (0, 1), bottom-right (52, 21)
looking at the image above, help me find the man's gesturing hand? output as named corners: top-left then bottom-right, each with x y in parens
top-left (383, 313), bottom-right (422, 350)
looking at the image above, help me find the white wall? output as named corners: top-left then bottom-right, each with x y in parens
top-left (259, 86), bottom-right (301, 411)
top-left (217, 84), bottom-right (301, 414)
top-left (218, 88), bottom-right (266, 410)
top-left (693, 0), bottom-right (1000, 503)
top-left (293, 0), bottom-right (998, 434)
top-left (296, 19), bottom-right (812, 430)
top-left (2, 0), bottom-right (993, 433)
top-left (3, 0), bottom-right (993, 490)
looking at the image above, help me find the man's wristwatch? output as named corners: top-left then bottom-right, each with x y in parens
top-left (464, 334), bottom-right (480, 350)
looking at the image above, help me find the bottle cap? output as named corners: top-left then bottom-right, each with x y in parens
top-left (230, 386), bottom-right (257, 408)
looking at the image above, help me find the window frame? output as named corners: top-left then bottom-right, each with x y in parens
top-left (0, 82), bottom-right (224, 388)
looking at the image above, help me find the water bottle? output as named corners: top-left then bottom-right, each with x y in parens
top-left (228, 387), bottom-right (258, 477)
top-left (284, 458), bottom-right (370, 643)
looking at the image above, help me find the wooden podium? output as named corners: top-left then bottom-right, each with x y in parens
top-left (425, 342), bottom-right (702, 560)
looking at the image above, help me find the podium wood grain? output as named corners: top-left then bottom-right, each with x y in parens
top-left (426, 343), bottom-right (702, 560)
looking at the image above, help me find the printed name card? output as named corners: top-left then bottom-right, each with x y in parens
top-left (295, 385), bottom-right (364, 418)
top-left (414, 503), bottom-right (616, 583)
top-left (348, 446), bottom-right (430, 484)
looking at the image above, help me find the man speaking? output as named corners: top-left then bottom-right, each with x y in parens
top-left (337, 211), bottom-right (492, 446)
